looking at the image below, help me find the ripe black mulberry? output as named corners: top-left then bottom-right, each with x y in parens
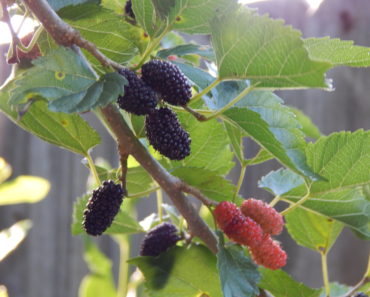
top-left (141, 60), bottom-right (192, 106)
top-left (140, 222), bottom-right (181, 257)
top-left (117, 68), bottom-right (158, 115)
top-left (354, 293), bottom-right (368, 297)
top-left (83, 180), bottom-right (125, 236)
top-left (145, 107), bottom-right (191, 160)
top-left (124, 0), bottom-right (135, 19)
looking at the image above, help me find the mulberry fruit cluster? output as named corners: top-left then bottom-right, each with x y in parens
top-left (141, 60), bottom-right (192, 106)
top-left (214, 199), bottom-right (286, 270)
top-left (83, 180), bottom-right (125, 236)
top-left (214, 201), bottom-right (263, 247)
top-left (140, 222), bottom-right (181, 257)
top-left (116, 60), bottom-right (192, 160)
top-left (145, 107), bottom-right (191, 160)
top-left (117, 68), bottom-right (158, 115)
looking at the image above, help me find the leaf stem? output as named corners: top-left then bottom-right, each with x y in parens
top-left (321, 252), bottom-right (330, 297)
top-left (156, 188), bottom-right (163, 223)
top-left (117, 235), bottom-right (130, 297)
top-left (134, 26), bottom-right (171, 70)
top-left (280, 183), bottom-right (311, 216)
top-left (126, 187), bottom-right (160, 199)
top-left (86, 153), bottom-right (101, 185)
top-left (233, 163), bottom-right (247, 202)
top-left (269, 195), bottom-right (281, 207)
top-left (190, 78), bottom-right (221, 103)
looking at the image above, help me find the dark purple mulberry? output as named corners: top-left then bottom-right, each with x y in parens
top-left (117, 68), bottom-right (158, 115)
top-left (124, 0), bottom-right (135, 19)
top-left (140, 222), bottom-right (181, 256)
top-left (353, 293), bottom-right (368, 297)
top-left (83, 180), bottom-right (125, 236)
top-left (141, 60), bottom-right (192, 106)
top-left (145, 107), bottom-right (191, 160)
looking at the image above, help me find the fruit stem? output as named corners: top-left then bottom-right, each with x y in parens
top-left (233, 163), bottom-right (247, 202)
top-left (190, 78), bottom-right (221, 104)
top-left (116, 235), bottom-right (130, 297)
top-left (156, 188), bottom-right (163, 223)
top-left (86, 153), bottom-right (101, 185)
top-left (321, 252), bottom-right (330, 297)
top-left (134, 26), bottom-right (171, 70)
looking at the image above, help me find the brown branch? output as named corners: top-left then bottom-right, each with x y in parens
top-left (179, 182), bottom-right (218, 207)
top-left (118, 143), bottom-right (128, 194)
top-left (21, 0), bottom-right (218, 253)
top-left (101, 105), bottom-right (218, 253)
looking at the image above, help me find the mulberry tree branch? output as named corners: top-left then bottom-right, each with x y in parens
top-left (21, 0), bottom-right (218, 253)
top-left (22, 0), bottom-right (123, 70)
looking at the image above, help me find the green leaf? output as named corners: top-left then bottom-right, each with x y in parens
top-left (224, 121), bottom-right (245, 163)
top-left (259, 268), bottom-right (321, 297)
top-left (0, 176), bottom-right (50, 206)
top-left (285, 208), bottom-right (343, 253)
top-left (151, 0), bottom-right (234, 35)
top-left (173, 62), bottom-right (215, 90)
top-left (1, 76), bottom-right (101, 156)
top-left (282, 130), bottom-right (370, 237)
top-left (71, 195), bottom-right (143, 235)
top-left (59, 4), bottom-right (147, 63)
top-left (10, 47), bottom-right (97, 105)
top-left (217, 233), bottom-right (260, 297)
top-left (0, 158), bottom-right (12, 184)
top-left (0, 220), bottom-right (32, 261)
top-left (132, 0), bottom-right (165, 37)
top-left (126, 166), bottom-right (156, 197)
top-left (49, 72), bottom-right (126, 113)
top-left (157, 44), bottom-right (214, 60)
top-left (174, 110), bottom-right (234, 175)
top-left (47, 0), bottom-right (97, 11)
top-left (211, 83), bottom-right (318, 179)
top-left (304, 37), bottom-right (370, 67)
top-left (319, 283), bottom-right (350, 297)
top-left (290, 107), bottom-right (322, 139)
top-left (259, 168), bottom-right (305, 196)
top-left (171, 167), bottom-right (240, 203)
top-left (248, 149), bottom-right (274, 166)
top-left (129, 245), bottom-right (223, 297)
top-left (79, 239), bottom-right (116, 297)
top-left (211, 7), bottom-right (331, 88)
top-left (79, 275), bottom-right (117, 297)
top-left (223, 97), bottom-right (318, 179)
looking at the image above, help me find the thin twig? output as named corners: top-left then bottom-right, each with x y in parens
top-left (1, 0), bottom-right (20, 63)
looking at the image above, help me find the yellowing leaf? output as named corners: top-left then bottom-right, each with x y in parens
top-left (0, 176), bottom-right (50, 205)
top-left (0, 158), bottom-right (11, 184)
top-left (0, 220), bottom-right (32, 261)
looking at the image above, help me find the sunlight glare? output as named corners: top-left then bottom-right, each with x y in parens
top-left (0, 15), bottom-right (38, 45)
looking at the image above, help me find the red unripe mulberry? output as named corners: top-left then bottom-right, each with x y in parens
top-left (213, 201), bottom-right (240, 230)
top-left (241, 198), bottom-right (284, 235)
top-left (249, 234), bottom-right (287, 270)
top-left (214, 201), bottom-right (263, 246)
